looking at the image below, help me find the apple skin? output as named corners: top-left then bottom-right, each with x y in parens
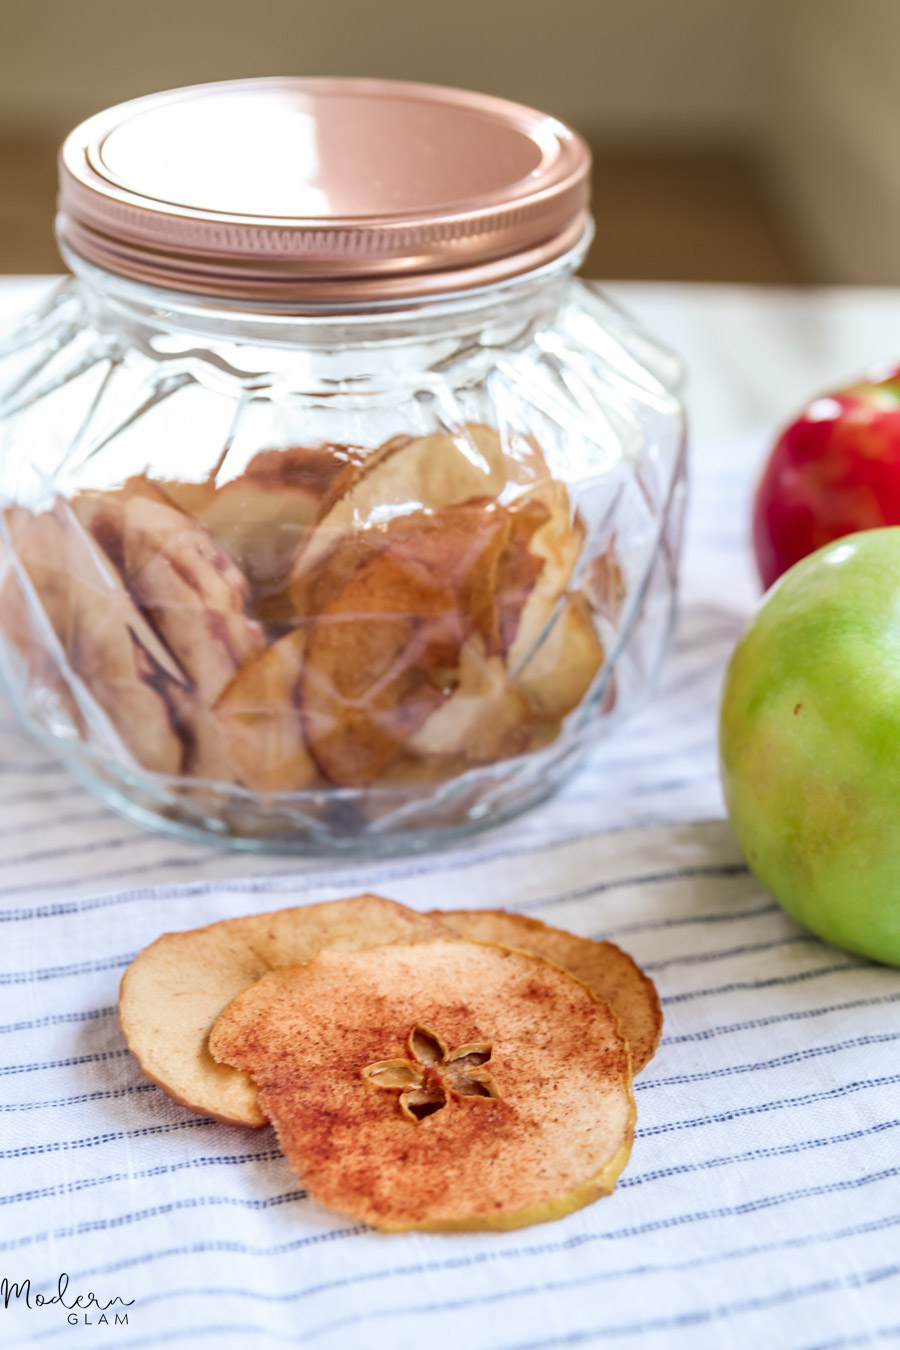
top-left (753, 372), bottom-right (900, 591)
top-left (720, 528), bottom-right (900, 966)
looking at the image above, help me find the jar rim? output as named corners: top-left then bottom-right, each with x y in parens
top-left (57, 222), bottom-right (593, 326)
top-left (57, 76), bottom-right (592, 306)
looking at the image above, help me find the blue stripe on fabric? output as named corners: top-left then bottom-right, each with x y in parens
top-left (516, 862), bottom-right (749, 916)
top-left (55, 1204), bottom-right (900, 1323)
top-left (0, 832), bottom-right (162, 872)
top-left (38, 1222), bottom-right (367, 1291)
top-left (0, 952), bottom-right (135, 984)
top-left (637, 1072), bottom-right (900, 1138)
top-left (26, 1324), bottom-right (300, 1348)
top-left (660, 960), bottom-right (868, 1005)
top-left (635, 1031), bottom-right (900, 1091)
top-left (0, 806), bottom-right (108, 841)
top-left (5, 900), bottom-right (797, 996)
top-left (561, 770), bottom-right (721, 808)
top-left (598, 900), bottom-right (779, 941)
top-left (272, 1264), bottom-right (900, 1348)
top-left (0, 760), bottom-right (65, 778)
top-left (574, 730), bottom-right (713, 777)
top-left (661, 989), bottom-right (900, 1045)
top-left (0, 1191), bottom-right (308, 1253)
top-left (0, 1004), bottom-right (116, 1034)
top-left (621, 1116), bottom-right (900, 1189)
top-left (0, 1047), bottom-right (130, 1075)
top-left (0, 832), bottom-right (746, 920)
top-left (641, 933), bottom-right (816, 972)
top-left (14, 1106), bottom-right (899, 1218)
top-left (35, 1160), bottom-right (900, 1293)
top-left (799, 1330), bottom-right (900, 1350)
top-left (26, 1267), bottom-right (900, 1349)
top-left (496, 1274), bottom-right (900, 1350)
top-left (0, 1149), bottom-right (283, 1207)
top-left (2, 918), bottom-right (796, 989)
top-left (0, 784), bottom-right (80, 809)
top-left (0, 847), bottom-right (227, 904)
top-left (0, 1083), bottom-right (155, 1113)
top-left (0, 1115), bottom-right (217, 1159)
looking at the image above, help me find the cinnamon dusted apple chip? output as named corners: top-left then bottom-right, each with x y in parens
top-left (208, 940), bottom-right (635, 1230)
top-left (119, 895), bottom-right (451, 1127)
top-left (437, 910), bottom-right (662, 1072)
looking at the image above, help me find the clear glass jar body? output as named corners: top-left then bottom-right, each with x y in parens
top-left (0, 254), bottom-right (686, 853)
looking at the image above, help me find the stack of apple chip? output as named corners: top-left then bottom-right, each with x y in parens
top-left (119, 894), bottom-right (661, 1231)
top-left (0, 425), bottom-right (613, 799)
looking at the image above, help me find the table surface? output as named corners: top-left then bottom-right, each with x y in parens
top-left (2, 278), bottom-right (900, 1350)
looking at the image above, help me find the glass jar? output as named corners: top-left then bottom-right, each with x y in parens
top-left (0, 78), bottom-right (686, 853)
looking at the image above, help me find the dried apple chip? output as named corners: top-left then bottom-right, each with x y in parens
top-left (489, 494), bottom-right (551, 655)
top-left (76, 490), bottom-right (265, 706)
top-left (437, 910), bottom-right (662, 1072)
top-left (155, 446), bottom-right (350, 614)
top-left (119, 895), bottom-right (451, 1127)
top-left (515, 593), bottom-right (605, 721)
top-left (294, 494), bottom-right (520, 626)
top-left (300, 496), bottom-right (553, 785)
top-left (507, 480), bottom-right (584, 671)
top-left (293, 425), bottom-right (510, 579)
top-left (300, 544), bottom-right (468, 787)
top-left (213, 628), bottom-right (317, 793)
top-left (582, 542), bottom-right (627, 624)
top-left (1, 503), bottom-right (189, 774)
top-left (208, 940), bottom-right (635, 1230)
top-left (407, 636), bottom-right (532, 766)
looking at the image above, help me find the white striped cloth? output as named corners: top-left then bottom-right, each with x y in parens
top-left (2, 313), bottom-right (900, 1348)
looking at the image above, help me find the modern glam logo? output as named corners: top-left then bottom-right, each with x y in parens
top-left (1, 1272), bottom-right (134, 1326)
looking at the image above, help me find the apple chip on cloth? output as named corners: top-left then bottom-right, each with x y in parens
top-left (437, 909), bottom-right (662, 1072)
top-left (118, 895), bottom-right (450, 1127)
top-left (208, 940), bottom-right (635, 1231)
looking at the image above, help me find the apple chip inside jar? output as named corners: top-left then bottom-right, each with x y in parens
top-left (298, 501), bottom-right (537, 787)
top-left (435, 910), bottom-right (662, 1072)
top-left (293, 425), bottom-right (511, 581)
top-left (514, 592), bottom-right (606, 722)
top-left (77, 491), bottom-right (265, 706)
top-left (506, 480), bottom-right (585, 671)
top-left (208, 940), bottom-right (635, 1230)
top-left (153, 446), bottom-right (351, 620)
top-left (297, 493), bottom-right (557, 786)
top-left (213, 628), bottom-right (317, 793)
top-left (301, 548), bottom-right (464, 787)
top-left (1, 503), bottom-right (189, 775)
top-left (118, 895), bottom-right (451, 1127)
top-left (406, 635), bottom-right (532, 767)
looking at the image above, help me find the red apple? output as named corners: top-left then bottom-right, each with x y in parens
top-left (753, 366), bottom-right (900, 590)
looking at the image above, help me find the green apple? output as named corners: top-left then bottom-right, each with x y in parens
top-left (719, 527), bottom-right (900, 965)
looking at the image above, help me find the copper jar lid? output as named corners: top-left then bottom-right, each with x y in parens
top-left (56, 77), bottom-right (591, 307)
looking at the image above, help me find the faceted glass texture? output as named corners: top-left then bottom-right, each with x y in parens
top-left (0, 262), bottom-right (686, 853)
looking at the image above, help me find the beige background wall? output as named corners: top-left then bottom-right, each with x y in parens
top-left (760, 0), bottom-right (900, 285)
top-left (1, 0), bottom-right (897, 284)
top-left (0, 0), bottom-right (763, 141)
